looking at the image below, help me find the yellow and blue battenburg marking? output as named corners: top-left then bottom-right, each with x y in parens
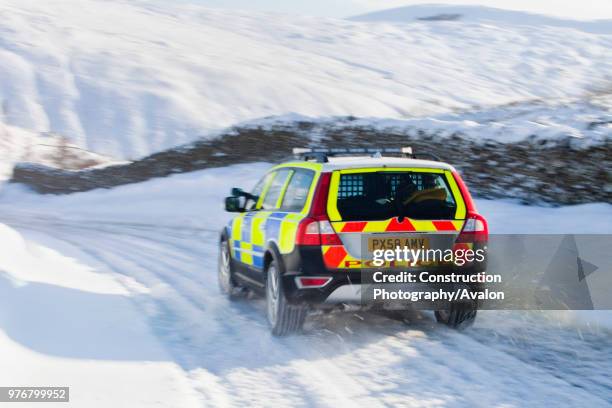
top-left (230, 211), bottom-right (305, 268)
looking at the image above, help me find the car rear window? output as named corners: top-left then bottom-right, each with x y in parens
top-left (335, 171), bottom-right (458, 221)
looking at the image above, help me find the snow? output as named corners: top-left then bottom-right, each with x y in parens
top-left (0, 164), bottom-right (611, 406)
top-left (1, 1), bottom-right (611, 403)
top-left (0, 0), bottom-right (611, 160)
top-left (477, 199), bottom-right (612, 234)
top-left (234, 96), bottom-right (612, 148)
top-left (0, 223), bottom-right (201, 407)
top-left (0, 163), bottom-right (612, 407)
top-left (0, 120), bottom-right (120, 181)
top-left (351, 4), bottom-right (612, 34)
top-left (1, 163), bottom-right (610, 234)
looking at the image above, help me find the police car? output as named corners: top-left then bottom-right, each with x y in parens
top-left (219, 147), bottom-right (488, 336)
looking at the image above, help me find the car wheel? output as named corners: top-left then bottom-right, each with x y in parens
top-left (435, 301), bottom-right (477, 330)
top-left (266, 260), bottom-right (307, 336)
top-left (218, 239), bottom-right (241, 299)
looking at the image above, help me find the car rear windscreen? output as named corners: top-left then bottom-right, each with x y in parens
top-left (336, 171), bottom-right (458, 221)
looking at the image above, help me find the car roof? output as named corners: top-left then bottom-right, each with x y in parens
top-left (279, 156), bottom-right (455, 172)
top-left (323, 156), bottom-right (454, 171)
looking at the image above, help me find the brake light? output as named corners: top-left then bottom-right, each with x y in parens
top-left (296, 172), bottom-right (342, 246)
top-left (296, 218), bottom-right (322, 245)
top-left (295, 276), bottom-right (332, 289)
top-left (319, 219), bottom-right (342, 245)
top-left (310, 172), bottom-right (331, 217)
top-left (296, 217), bottom-right (343, 245)
top-left (456, 212), bottom-right (488, 243)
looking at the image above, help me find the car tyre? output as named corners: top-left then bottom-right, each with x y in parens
top-left (435, 301), bottom-right (477, 330)
top-left (266, 259), bottom-right (307, 336)
top-left (218, 239), bottom-right (242, 299)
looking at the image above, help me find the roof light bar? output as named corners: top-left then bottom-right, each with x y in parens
top-left (292, 147), bottom-right (421, 162)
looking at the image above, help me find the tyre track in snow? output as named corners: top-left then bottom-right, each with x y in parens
top-left (4, 218), bottom-right (376, 407)
top-left (3, 215), bottom-right (611, 407)
top-left (48, 224), bottom-right (387, 407)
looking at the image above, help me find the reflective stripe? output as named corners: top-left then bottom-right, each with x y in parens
top-left (241, 213), bottom-right (254, 243)
top-left (265, 212), bottom-right (297, 254)
top-left (322, 246), bottom-right (349, 269)
top-left (240, 251), bottom-right (253, 265)
top-left (231, 209), bottom-right (308, 267)
top-left (333, 219), bottom-right (464, 233)
top-left (253, 256), bottom-right (264, 268)
top-left (231, 217), bottom-right (243, 241)
top-left (230, 217), bottom-right (243, 259)
top-left (325, 216), bottom-right (466, 269)
top-left (327, 171), bottom-right (342, 221)
top-left (232, 240), bottom-right (264, 255)
top-left (251, 214), bottom-right (267, 247)
top-left (363, 220), bottom-right (390, 232)
top-left (445, 171), bottom-right (466, 219)
top-left (228, 163), bottom-right (320, 268)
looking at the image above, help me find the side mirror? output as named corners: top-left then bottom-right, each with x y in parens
top-left (231, 187), bottom-right (244, 197)
top-left (225, 196), bottom-right (244, 212)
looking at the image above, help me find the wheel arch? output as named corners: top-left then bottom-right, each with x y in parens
top-left (220, 226), bottom-right (231, 243)
top-left (264, 241), bottom-right (285, 279)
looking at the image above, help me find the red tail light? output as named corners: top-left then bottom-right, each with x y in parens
top-left (295, 276), bottom-right (332, 289)
top-left (309, 172), bottom-right (331, 217)
top-left (456, 212), bottom-right (488, 243)
top-left (296, 172), bottom-right (342, 246)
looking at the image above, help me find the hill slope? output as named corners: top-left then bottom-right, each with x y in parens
top-left (351, 4), bottom-right (612, 34)
top-left (0, 0), bottom-right (611, 160)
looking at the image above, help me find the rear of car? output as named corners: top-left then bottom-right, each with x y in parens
top-left (220, 149), bottom-right (488, 335)
top-left (283, 158), bottom-right (488, 305)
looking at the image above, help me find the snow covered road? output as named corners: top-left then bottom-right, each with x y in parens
top-left (0, 166), bottom-right (611, 407)
top-left (2, 215), bottom-right (611, 407)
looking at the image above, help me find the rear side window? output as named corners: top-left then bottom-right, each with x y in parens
top-left (262, 169), bottom-right (292, 210)
top-left (336, 171), bottom-right (458, 221)
top-left (280, 169), bottom-right (315, 212)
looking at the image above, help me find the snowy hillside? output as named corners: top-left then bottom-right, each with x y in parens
top-left (0, 0), bottom-right (611, 160)
top-left (351, 4), bottom-right (612, 34)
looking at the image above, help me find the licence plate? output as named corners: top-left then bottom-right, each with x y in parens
top-left (368, 236), bottom-right (430, 252)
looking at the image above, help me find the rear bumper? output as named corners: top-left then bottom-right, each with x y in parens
top-left (281, 246), bottom-right (486, 306)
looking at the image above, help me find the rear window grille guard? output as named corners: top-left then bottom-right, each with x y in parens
top-left (338, 175), bottom-right (364, 198)
top-left (386, 174), bottom-right (423, 192)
